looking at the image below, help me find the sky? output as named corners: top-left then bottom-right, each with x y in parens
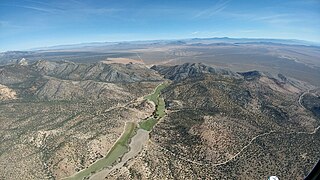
top-left (0, 0), bottom-right (320, 51)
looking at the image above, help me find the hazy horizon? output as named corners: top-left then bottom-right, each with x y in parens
top-left (1, 0), bottom-right (320, 51)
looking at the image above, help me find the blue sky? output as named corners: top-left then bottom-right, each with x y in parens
top-left (0, 0), bottom-right (320, 51)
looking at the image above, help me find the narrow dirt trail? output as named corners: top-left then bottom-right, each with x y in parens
top-left (148, 89), bottom-right (320, 167)
top-left (150, 124), bottom-right (320, 167)
top-left (299, 90), bottom-right (309, 108)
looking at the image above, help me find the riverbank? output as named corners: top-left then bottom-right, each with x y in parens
top-left (62, 82), bottom-right (168, 179)
top-left (63, 122), bottom-right (136, 180)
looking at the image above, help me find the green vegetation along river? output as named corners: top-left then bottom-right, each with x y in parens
top-left (63, 122), bottom-right (136, 180)
top-left (63, 82), bottom-right (168, 179)
top-left (139, 83), bottom-right (167, 131)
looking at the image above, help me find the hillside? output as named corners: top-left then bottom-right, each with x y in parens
top-left (102, 63), bottom-right (320, 179)
top-left (0, 61), bottom-right (163, 179)
top-left (0, 62), bottom-right (319, 179)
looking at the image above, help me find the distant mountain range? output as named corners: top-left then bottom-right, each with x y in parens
top-left (25, 37), bottom-right (319, 51)
top-left (1, 37), bottom-right (320, 86)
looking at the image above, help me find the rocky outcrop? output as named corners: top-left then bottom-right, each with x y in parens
top-left (0, 84), bottom-right (17, 100)
top-left (238, 70), bottom-right (262, 81)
